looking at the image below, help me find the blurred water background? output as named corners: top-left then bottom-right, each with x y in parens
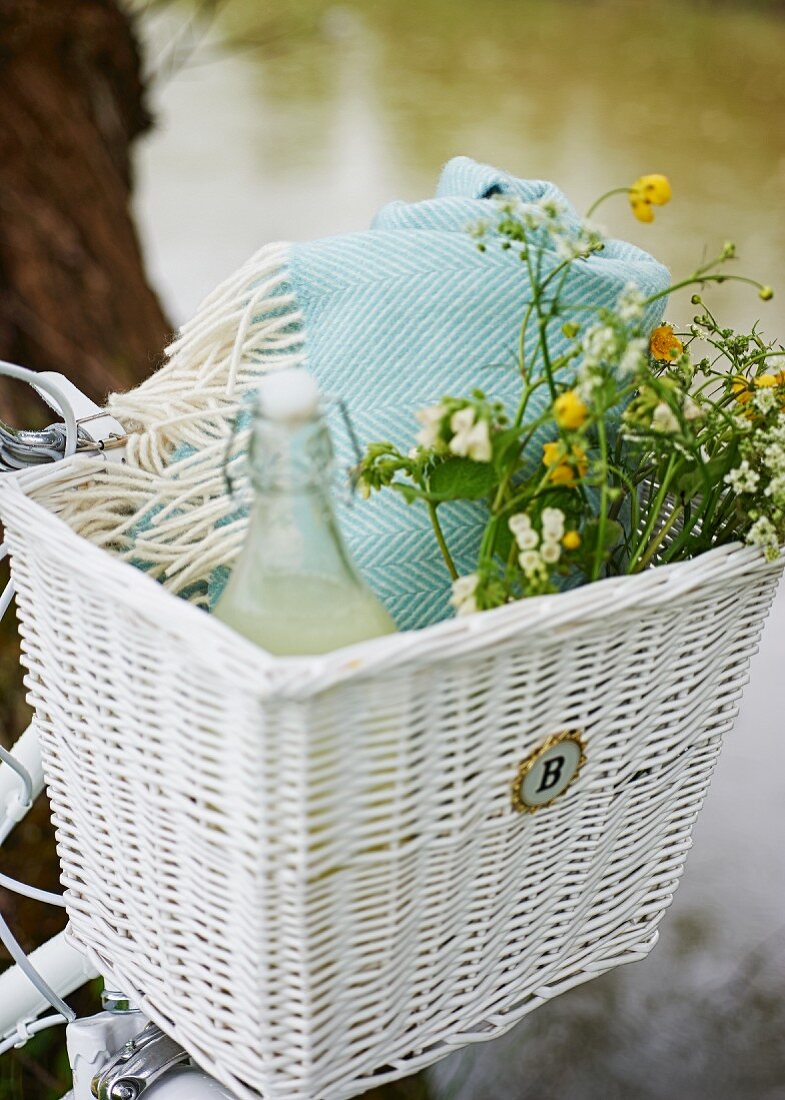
top-left (130, 2), bottom-right (785, 1098)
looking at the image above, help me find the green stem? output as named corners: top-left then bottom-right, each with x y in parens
top-left (645, 272), bottom-right (770, 305)
top-left (585, 187), bottom-right (631, 219)
top-left (521, 246), bottom-right (558, 402)
top-left (518, 300), bottom-right (535, 381)
top-left (492, 408), bottom-right (553, 513)
top-left (427, 502), bottom-right (458, 580)
top-left (634, 505), bottom-right (684, 572)
top-left (744, 348), bottom-right (785, 369)
top-left (591, 417), bottom-right (609, 581)
top-left (626, 455), bottom-right (678, 572)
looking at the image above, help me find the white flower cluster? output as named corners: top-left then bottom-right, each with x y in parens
top-left (619, 337), bottom-right (648, 378)
top-left (449, 407), bottom-right (492, 462)
top-left (747, 515), bottom-right (780, 560)
top-left (581, 323), bottom-right (618, 366)
top-left (752, 387), bottom-right (781, 416)
top-left (760, 420), bottom-right (785, 513)
top-left (651, 401), bottom-right (680, 434)
top-left (738, 419), bottom-right (785, 560)
top-left (415, 405), bottom-right (444, 449)
top-left (491, 194), bottom-right (604, 262)
top-left (509, 508), bottom-right (565, 580)
top-left (415, 404), bottom-right (492, 462)
top-left (576, 323), bottom-right (619, 397)
top-left (449, 573), bottom-right (479, 616)
top-left (724, 459), bottom-right (760, 494)
top-left (616, 282), bottom-right (646, 323)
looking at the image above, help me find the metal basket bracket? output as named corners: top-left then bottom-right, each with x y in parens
top-left (90, 1023), bottom-right (190, 1099)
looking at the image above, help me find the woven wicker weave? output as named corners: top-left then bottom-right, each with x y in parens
top-left (0, 459), bottom-right (781, 1100)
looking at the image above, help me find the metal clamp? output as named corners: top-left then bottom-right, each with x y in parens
top-left (91, 1022), bottom-right (190, 1099)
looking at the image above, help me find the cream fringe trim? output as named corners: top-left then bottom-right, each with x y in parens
top-left (31, 242), bottom-right (304, 601)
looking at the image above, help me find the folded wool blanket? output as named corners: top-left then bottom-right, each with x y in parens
top-left (103, 156), bottom-right (670, 632)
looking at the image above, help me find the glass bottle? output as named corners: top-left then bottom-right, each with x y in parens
top-left (214, 368), bottom-right (396, 655)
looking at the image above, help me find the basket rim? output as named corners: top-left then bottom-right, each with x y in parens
top-left (1, 457), bottom-right (782, 699)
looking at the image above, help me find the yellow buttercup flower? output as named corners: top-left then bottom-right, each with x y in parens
top-left (553, 390), bottom-right (588, 431)
top-left (562, 530), bottom-right (581, 550)
top-left (631, 198), bottom-right (655, 224)
top-left (732, 371), bottom-right (785, 419)
top-left (542, 441), bottom-right (563, 467)
top-left (649, 324), bottom-right (683, 362)
top-left (637, 175), bottom-right (672, 204)
top-left (732, 376), bottom-right (752, 405)
top-left (629, 174), bottom-right (672, 222)
top-left (542, 441), bottom-right (588, 488)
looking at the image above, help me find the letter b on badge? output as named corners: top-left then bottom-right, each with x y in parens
top-left (512, 732), bottom-right (586, 813)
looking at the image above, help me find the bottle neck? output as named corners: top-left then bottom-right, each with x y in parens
top-left (249, 414), bottom-right (334, 496)
top-left (241, 409), bottom-right (360, 585)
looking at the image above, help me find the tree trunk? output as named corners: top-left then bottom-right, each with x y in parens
top-left (0, 6), bottom-right (170, 1095)
top-left (0, 0), bottom-right (172, 424)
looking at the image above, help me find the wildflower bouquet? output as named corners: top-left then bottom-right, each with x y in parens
top-left (358, 176), bottom-right (783, 615)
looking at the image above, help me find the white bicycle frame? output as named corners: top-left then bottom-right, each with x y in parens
top-left (0, 365), bottom-right (235, 1099)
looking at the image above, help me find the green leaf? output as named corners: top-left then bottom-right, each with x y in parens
top-left (583, 517), bottom-right (624, 556)
top-left (491, 427), bottom-right (522, 475)
top-left (390, 481), bottom-right (428, 505)
top-left (427, 458), bottom-right (497, 502)
top-left (493, 519), bottom-right (515, 562)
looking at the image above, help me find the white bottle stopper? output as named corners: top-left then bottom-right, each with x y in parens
top-left (257, 368), bottom-right (321, 423)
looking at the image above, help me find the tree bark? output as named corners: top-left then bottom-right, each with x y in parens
top-left (0, 0), bottom-right (172, 423)
top-left (0, 6), bottom-right (170, 1095)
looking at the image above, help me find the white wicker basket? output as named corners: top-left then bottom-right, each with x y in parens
top-left (0, 458), bottom-right (782, 1100)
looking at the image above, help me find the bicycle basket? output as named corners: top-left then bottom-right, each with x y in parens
top-left (0, 230), bottom-right (781, 1099)
top-left (0, 459), bottom-right (781, 1100)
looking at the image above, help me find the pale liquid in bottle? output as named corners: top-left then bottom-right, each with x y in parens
top-left (214, 369), bottom-right (396, 655)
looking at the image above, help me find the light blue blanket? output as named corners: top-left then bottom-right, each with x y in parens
top-left (208, 157), bottom-right (670, 630)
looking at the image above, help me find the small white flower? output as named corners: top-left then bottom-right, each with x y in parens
top-left (747, 515), bottom-right (780, 560)
top-left (518, 549), bottom-right (543, 576)
top-left (765, 474), bottom-right (785, 509)
top-left (651, 401), bottom-right (680, 434)
top-left (415, 404), bottom-right (446, 448)
top-left (541, 507), bottom-right (565, 539)
top-left (449, 573), bottom-right (480, 616)
top-left (581, 324), bottom-right (618, 368)
top-left (576, 361), bottom-right (603, 400)
top-left (555, 235), bottom-right (588, 261)
top-left (580, 218), bottom-right (606, 245)
top-left (616, 282), bottom-right (646, 323)
top-left (510, 514), bottom-right (539, 549)
top-left (536, 195), bottom-right (567, 220)
top-left (731, 409), bottom-right (753, 433)
top-left (450, 406), bottom-right (476, 435)
top-left (619, 338), bottom-right (648, 378)
top-left (682, 395), bottom-right (703, 421)
top-left (753, 388), bottom-right (780, 415)
top-left (450, 410), bottom-right (492, 462)
top-left (763, 441), bottom-right (785, 470)
top-left (466, 419), bottom-right (492, 462)
top-left (725, 459), bottom-right (759, 494)
top-left (508, 513), bottom-right (532, 537)
top-left (540, 540), bottom-right (561, 564)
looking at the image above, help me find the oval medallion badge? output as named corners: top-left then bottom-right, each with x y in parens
top-left (512, 731), bottom-right (587, 813)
